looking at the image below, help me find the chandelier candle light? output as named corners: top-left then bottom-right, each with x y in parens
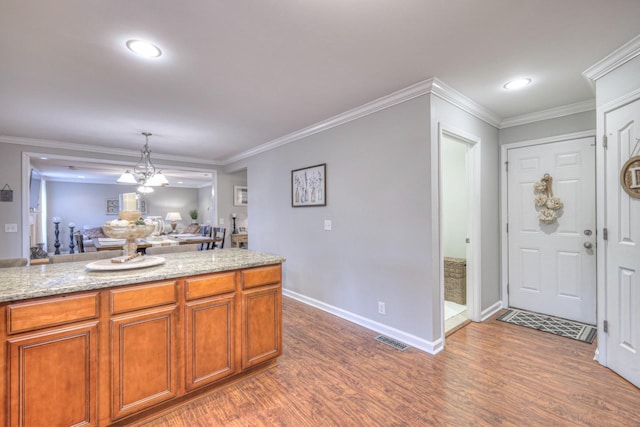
top-left (117, 132), bottom-right (168, 193)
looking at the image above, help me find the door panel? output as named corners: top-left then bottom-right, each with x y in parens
top-left (604, 99), bottom-right (640, 388)
top-left (507, 137), bottom-right (596, 324)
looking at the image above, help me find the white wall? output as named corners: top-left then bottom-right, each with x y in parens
top-left (441, 135), bottom-right (468, 259)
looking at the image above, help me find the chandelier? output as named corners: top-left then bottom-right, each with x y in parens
top-left (117, 132), bottom-right (168, 193)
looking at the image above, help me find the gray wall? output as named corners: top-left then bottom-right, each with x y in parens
top-left (216, 169), bottom-right (247, 248)
top-left (594, 55), bottom-right (640, 106)
top-left (231, 93), bottom-right (501, 346)
top-left (45, 181), bottom-right (199, 252)
top-left (499, 110), bottom-right (596, 146)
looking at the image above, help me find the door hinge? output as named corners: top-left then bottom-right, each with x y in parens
top-left (603, 135), bottom-right (608, 149)
top-left (505, 161), bottom-right (509, 172)
top-left (603, 320), bottom-right (608, 333)
top-left (507, 283), bottom-right (509, 295)
top-left (506, 223), bottom-right (509, 233)
top-left (603, 228), bottom-right (608, 241)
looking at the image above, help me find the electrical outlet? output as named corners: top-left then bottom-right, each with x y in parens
top-left (324, 220), bottom-right (332, 231)
top-left (378, 301), bottom-right (386, 315)
top-left (5, 224), bottom-right (17, 233)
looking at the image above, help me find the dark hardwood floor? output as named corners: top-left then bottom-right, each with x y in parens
top-left (140, 297), bottom-right (640, 426)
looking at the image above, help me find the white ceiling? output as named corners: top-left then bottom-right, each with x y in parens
top-left (2, 0), bottom-right (640, 172)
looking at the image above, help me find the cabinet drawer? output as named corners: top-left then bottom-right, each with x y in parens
top-left (7, 293), bottom-right (99, 334)
top-left (110, 281), bottom-right (177, 314)
top-left (242, 265), bottom-right (281, 289)
top-left (185, 272), bottom-right (236, 300)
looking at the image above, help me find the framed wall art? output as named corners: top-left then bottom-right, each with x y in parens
top-left (292, 163), bottom-right (326, 207)
top-left (234, 186), bottom-right (248, 206)
top-left (106, 198), bottom-right (119, 215)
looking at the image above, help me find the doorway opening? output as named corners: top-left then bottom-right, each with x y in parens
top-left (441, 133), bottom-right (470, 334)
top-left (437, 125), bottom-right (481, 340)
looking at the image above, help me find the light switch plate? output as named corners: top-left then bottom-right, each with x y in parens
top-left (5, 224), bottom-right (18, 232)
top-left (324, 220), bottom-right (332, 231)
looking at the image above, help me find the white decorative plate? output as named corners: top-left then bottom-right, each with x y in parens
top-left (86, 256), bottom-right (165, 271)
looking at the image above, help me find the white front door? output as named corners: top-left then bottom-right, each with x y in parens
top-left (604, 98), bottom-right (640, 388)
top-left (507, 137), bottom-right (596, 324)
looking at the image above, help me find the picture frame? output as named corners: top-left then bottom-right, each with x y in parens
top-left (106, 198), bottom-right (119, 215)
top-left (234, 186), bottom-right (248, 206)
top-left (292, 163), bottom-right (326, 207)
top-left (139, 199), bottom-right (147, 215)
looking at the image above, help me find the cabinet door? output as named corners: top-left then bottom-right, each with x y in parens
top-left (185, 294), bottom-right (236, 391)
top-left (242, 285), bottom-right (282, 369)
top-left (110, 305), bottom-right (178, 420)
top-left (8, 322), bottom-right (98, 427)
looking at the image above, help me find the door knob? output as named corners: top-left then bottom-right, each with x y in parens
top-left (584, 242), bottom-right (593, 249)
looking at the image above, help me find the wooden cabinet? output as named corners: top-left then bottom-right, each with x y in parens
top-left (1, 263), bottom-right (282, 426)
top-left (7, 322), bottom-right (98, 427)
top-left (242, 265), bottom-right (282, 369)
top-left (108, 281), bottom-right (178, 420)
top-left (4, 293), bottom-right (100, 427)
top-left (184, 272), bottom-right (238, 391)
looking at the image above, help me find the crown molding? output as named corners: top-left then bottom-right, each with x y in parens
top-left (0, 135), bottom-right (220, 166)
top-left (500, 99), bottom-right (595, 129)
top-left (428, 79), bottom-right (502, 128)
top-left (583, 34), bottom-right (640, 81)
top-left (221, 79), bottom-right (436, 165)
top-left (222, 77), bottom-right (502, 165)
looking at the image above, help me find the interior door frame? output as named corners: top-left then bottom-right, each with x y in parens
top-left (499, 130), bottom-right (596, 308)
top-left (596, 88), bottom-right (640, 366)
top-left (437, 123), bottom-right (481, 342)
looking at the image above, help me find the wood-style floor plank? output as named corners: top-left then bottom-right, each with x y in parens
top-left (139, 297), bottom-right (640, 426)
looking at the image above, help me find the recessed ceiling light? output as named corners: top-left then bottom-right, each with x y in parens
top-left (126, 40), bottom-right (162, 58)
top-left (504, 78), bottom-right (532, 90)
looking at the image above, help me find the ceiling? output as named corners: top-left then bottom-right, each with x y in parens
top-left (2, 1), bottom-right (640, 181)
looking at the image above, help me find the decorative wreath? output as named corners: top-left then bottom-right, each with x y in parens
top-left (534, 173), bottom-right (563, 224)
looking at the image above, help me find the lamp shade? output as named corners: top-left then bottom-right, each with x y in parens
top-left (165, 212), bottom-right (182, 222)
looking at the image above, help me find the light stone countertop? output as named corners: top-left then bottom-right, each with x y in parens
top-left (0, 249), bottom-right (286, 303)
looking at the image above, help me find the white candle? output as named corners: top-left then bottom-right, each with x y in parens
top-left (122, 193), bottom-right (137, 211)
top-left (232, 213), bottom-right (236, 218)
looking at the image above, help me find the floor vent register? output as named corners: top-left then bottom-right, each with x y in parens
top-left (374, 335), bottom-right (410, 351)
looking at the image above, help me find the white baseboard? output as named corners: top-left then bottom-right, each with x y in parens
top-left (283, 289), bottom-right (443, 355)
top-left (481, 300), bottom-right (503, 321)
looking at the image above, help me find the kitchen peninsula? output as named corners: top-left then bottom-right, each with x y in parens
top-left (0, 249), bottom-right (285, 427)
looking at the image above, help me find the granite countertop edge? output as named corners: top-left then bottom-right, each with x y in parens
top-left (0, 249), bottom-right (286, 304)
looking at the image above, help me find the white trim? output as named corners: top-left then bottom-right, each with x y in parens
top-left (283, 289), bottom-right (443, 355)
top-left (21, 153), bottom-right (31, 258)
top-left (0, 135), bottom-right (220, 166)
top-left (500, 100), bottom-right (595, 129)
top-left (593, 92), bottom-right (640, 367)
top-left (481, 301), bottom-right (503, 321)
top-left (223, 78), bottom-right (502, 165)
top-left (429, 79), bottom-right (502, 128)
top-left (499, 131), bottom-right (597, 313)
top-left (438, 124), bottom-right (482, 330)
top-left (583, 34), bottom-right (640, 82)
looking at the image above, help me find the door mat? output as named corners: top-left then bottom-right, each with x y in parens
top-left (497, 309), bottom-right (597, 344)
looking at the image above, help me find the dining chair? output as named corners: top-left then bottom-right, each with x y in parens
top-left (212, 227), bottom-right (226, 249)
top-left (0, 258), bottom-right (28, 268)
top-left (198, 225), bottom-right (212, 250)
top-left (145, 244), bottom-right (200, 255)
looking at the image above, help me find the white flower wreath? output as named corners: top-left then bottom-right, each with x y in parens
top-left (533, 173), bottom-right (562, 224)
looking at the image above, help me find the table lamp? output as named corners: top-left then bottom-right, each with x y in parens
top-left (165, 212), bottom-right (182, 233)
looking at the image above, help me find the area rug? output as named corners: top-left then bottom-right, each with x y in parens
top-left (497, 309), bottom-right (597, 344)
